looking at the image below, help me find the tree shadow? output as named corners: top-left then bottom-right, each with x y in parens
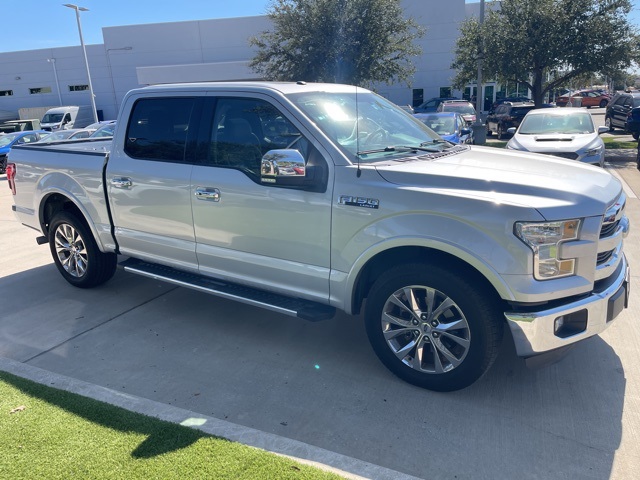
top-left (1, 370), bottom-right (219, 459)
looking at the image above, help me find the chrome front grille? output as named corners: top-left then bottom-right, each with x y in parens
top-left (596, 193), bottom-right (627, 268)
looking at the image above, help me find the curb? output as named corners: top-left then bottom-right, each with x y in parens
top-left (0, 357), bottom-right (422, 480)
top-left (605, 149), bottom-right (636, 162)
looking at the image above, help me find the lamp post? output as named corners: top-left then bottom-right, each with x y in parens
top-left (63, 4), bottom-right (99, 123)
top-left (47, 58), bottom-right (63, 105)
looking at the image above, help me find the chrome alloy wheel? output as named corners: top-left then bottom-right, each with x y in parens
top-left (381, 285), bottom-right (471, 374)
top-left (54, 223), bottom-right (88, 278)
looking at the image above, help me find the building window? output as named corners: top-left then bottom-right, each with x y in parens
top-left (30, 87), bottom-right (52, 94)
top-left (412, 88), bottom-right (424, 107)
top-left (439, 87), bottom-right (452, 98)
top-left (0, 90), bottom-right (13, 96)
top-left (69, 85), bottom-right (89, 92)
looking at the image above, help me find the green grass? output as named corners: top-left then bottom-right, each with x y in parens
top-left (602, 137), bottom-right (637, 149)
top-left (0, 372), bottom-right (343, 480)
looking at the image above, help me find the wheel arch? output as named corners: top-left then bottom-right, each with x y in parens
top-left (350, 245), bottom-right (510, 316)
top-left (39, 191), bottom-right (106, 252)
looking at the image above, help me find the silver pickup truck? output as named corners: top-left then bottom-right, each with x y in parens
top-left (6, 82), bottom-right (630, 391)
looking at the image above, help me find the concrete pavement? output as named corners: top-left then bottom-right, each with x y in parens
top-left (1, 154), bottom-right (639, 479)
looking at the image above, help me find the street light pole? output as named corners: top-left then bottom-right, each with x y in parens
top-left (47, 58), bottom-right (63, 105)
top-left (63, 4), bottom-right (99, 123)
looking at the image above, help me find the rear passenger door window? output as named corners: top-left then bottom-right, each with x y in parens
top-left (125, 97), bottom-right (196, 162)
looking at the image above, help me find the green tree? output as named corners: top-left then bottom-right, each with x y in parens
top-left (451, 0), bottom-right (640, 106)
top-left (249, 0), bottom-right (425, 87)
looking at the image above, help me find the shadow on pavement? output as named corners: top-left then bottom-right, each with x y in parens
top-left (1, 370), bottom-right (210, 458)
top-left (0, 257), bottom-right (627, 479)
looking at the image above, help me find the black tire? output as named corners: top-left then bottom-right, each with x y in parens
top-left (599, 100), bottom-right (608, 108)
top-left (605, 117), bottom-right (615, 132)
top-left (49, 211), bottom-right (117, 288)
top-left (633, 132), bottom-right (639, 141)
top-left (485, 125), bottom-right (492, 137)
top-left (497, 124), bottom-right (505, 140)
top-left (364, 263), bottom-right (503, 392)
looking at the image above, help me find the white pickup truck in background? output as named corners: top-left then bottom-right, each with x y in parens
top-left (6, 82), bottom-right (630, 391)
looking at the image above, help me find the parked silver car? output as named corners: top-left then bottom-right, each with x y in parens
top-left (506, 108), bottom-right (608, 167)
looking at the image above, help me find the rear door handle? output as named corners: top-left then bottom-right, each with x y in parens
top-left (111, 177), bottom-right (132, 188)
top-left (195, 187), bottom-right (220, 202)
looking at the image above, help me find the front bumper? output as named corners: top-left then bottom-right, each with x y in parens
top-left (505, 256), bottom-right (630, 357)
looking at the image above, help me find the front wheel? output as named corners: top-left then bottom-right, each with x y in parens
top-left (49, 211), bottom-right (117, 288)
top-left (364, 263), bottom-right (503, 392)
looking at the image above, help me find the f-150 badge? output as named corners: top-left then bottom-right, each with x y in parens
top-left (339, 196), bottom-right (379, 209)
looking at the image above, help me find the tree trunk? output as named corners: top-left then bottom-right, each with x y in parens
top-left (532, 69), bottom-right (545, 107)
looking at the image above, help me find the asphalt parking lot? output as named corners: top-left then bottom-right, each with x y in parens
top-left (1, 145), bottom-right (639, 479)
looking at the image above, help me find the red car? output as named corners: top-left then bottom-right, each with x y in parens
top-left (555, 90), bottom-right (611, 108)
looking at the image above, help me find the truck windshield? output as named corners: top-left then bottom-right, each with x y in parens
top-left (42, 113), bottom-right (64, 123)
top-left (287, 90), bottom-right (451, 163)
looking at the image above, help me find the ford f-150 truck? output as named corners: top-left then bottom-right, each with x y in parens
top-left (6, 82), bottom-right (630, 391)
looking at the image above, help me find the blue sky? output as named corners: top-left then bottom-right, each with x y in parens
top-left (2, 0), bottom-right (639, 54)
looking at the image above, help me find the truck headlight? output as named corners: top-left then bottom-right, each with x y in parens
top-left (515, 219), bottom-right (581, 280)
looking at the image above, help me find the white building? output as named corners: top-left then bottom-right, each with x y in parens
top-left (0, 0), bottom-right (499, 121)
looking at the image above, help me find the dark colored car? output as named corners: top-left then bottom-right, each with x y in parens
top-left (414, 97), bottom-right (458, 113)
top-left (605, 91), bottom-right (640, 139)
top-left (491, 96), bottom-right (531, 111)
top-left (486, 102), bottom-right (539, 139)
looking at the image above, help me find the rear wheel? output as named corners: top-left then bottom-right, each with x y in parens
top-left (605, 117), bottom-right (615, 132)
top-left (49, 211), bottom-right (117, 288)
top-left (364, 263), bottom-right (503, 392)
top-left (497, 124), bottom-right (505, 139)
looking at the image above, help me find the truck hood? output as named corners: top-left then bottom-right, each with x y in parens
top-left (374, 146), bottom-right (621, 220)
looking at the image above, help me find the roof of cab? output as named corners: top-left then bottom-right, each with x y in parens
top-left (130, 81), bottom-right (367, 96)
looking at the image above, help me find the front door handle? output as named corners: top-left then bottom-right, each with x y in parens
top-left (111, 177), bottom-right (132, 188)
top-left (195, 187), bottom-right (221, 202)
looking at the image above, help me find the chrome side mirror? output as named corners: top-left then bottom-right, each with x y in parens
top-left (261, 149), bottom-right (306, 182)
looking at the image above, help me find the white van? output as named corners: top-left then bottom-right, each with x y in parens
top-left (41, 106), bottom-right (94, 131)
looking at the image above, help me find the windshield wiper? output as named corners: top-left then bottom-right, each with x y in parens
top-left (357, 144), bottom-right (444, 155)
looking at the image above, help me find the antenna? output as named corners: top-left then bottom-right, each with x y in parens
top-left (355, 85), bottom-right (361, 178)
